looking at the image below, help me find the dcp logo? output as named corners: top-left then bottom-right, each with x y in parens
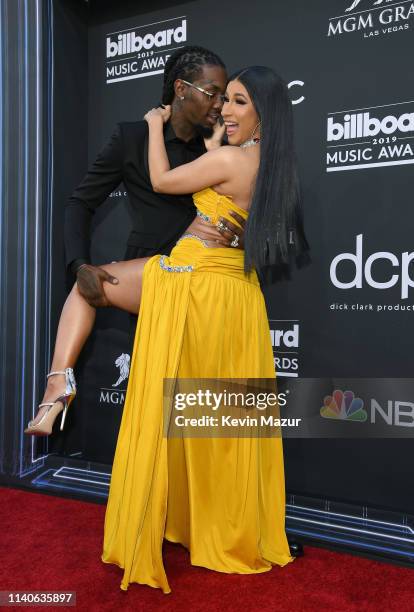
top-left (330, 234), bottom-right (414, 299)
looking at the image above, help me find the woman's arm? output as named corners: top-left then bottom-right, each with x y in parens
top-left (144, 107), bottom-right (233, 194)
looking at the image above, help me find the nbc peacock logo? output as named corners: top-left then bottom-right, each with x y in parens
top-left (320, 389), bottom-right (368, 421)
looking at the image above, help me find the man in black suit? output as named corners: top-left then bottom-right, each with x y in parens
top-left (65, 46), bottom-right (245, 307)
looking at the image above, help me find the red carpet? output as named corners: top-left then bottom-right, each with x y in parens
top-left (0, 486), bottom-right (413, 612)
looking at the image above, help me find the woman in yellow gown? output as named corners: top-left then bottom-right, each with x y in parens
top-left (100, 66), bottom-right (308, 593)
top-left (25, 63), bottom-right (308, 592)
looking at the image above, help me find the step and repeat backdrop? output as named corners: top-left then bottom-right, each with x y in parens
top-left (6, 0), bottom-right (412, 516)
top-left (62, 0), bottom-right (414, 511)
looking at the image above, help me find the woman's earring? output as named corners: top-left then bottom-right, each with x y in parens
top-left (240, 121), bottom-right (262, 148)
top-left (251, 122), bottom-right (261, 141)
top-left (180, 96), bottom-right (185, 100)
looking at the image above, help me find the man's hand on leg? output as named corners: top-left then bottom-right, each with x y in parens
top-left (76, 264), bottom-right (119, 307)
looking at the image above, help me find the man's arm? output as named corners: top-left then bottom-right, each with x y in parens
top-left (64, 123), bottom-right (124, 269)
top-left (64, 123), bottom-right (124, 304)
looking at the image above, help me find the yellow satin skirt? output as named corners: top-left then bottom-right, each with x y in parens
top-left (101, 235), bottom-right (294, 594)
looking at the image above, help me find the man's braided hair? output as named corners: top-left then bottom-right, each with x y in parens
top-left (161, 46), bottom-right (226, 105)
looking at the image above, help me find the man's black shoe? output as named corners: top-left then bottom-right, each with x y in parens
top-left (288, 540), bottom-right (304, 557)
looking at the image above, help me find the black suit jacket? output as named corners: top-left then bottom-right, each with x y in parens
top-left (64, 120), bottom-right (206, 270)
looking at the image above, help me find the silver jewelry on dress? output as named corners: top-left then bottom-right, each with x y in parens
top-left (197, 209), bottom-right (211, 222)
top-left (230, 235), bottom-right (239, 247)
top-left (159, 255), bottom-right (194, 272)
top-left (176, 233), bottom-right (209, 247)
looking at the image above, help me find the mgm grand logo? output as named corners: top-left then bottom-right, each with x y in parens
top-left (328, 0), bottom-right (413, 37)
top-left (346, 0), bottom-right (393, 9)
top-left (99, 353), bottom-right (130, 405)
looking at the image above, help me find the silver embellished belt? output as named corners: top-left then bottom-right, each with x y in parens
top-left (158, 213), bottom-right (213, 272)
top-left (159, 255), bottom-right (194, 273)
top-left (196, 209), bottom-right (211, 222)
top-left (176, 232), bottom-right (209, 247)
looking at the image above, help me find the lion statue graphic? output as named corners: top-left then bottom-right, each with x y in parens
top-left (112, 353), bottom-right (131, 388)
top-left (345, 0), bottom-right (392, 12)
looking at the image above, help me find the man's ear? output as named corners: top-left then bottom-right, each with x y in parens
top-left (174, 78), bottom-right (186, 101)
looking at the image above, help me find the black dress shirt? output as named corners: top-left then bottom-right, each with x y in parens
top-left (64, 120), bottom-right (206, 275)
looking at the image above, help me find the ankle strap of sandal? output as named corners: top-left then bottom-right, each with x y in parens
top-left (47, 370), bottom-right (67, 378)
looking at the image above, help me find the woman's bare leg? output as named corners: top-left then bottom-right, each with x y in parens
top-left (29, 257), bottom-right (151, 425)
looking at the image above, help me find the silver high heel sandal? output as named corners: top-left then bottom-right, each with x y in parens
top-left (24, 368), bottom-right (77, 436)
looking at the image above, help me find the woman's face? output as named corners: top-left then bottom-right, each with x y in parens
top-left (221, 79), bottom-right (260, 146)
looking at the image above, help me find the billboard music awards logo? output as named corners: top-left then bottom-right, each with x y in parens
top-left (328, 0), bottom-right (413, 38)
top-left (326, 100), bottom-right (414, 172)
top-left (106, 16), bottom-right (187, 84)
top-left (320, 388), bottom-right (414, 428)
top-left (269, 320), bottom-right (300, 377)
top-left (99, 353), bottom-right (130, 405)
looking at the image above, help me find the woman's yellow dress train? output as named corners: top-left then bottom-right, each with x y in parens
top-left (101, 188), bottom-right (294, 593)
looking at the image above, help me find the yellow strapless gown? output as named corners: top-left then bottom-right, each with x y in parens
top-left (101, 187), bottom-right (294, 593)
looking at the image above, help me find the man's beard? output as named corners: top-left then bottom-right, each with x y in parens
top-left (193, 123), bottom-right (214, 139)
top-left (193, 122), bottom-right (229, 145)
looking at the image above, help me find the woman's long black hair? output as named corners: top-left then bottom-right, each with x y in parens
top-left (230, 66), bottom-right (310, 282)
